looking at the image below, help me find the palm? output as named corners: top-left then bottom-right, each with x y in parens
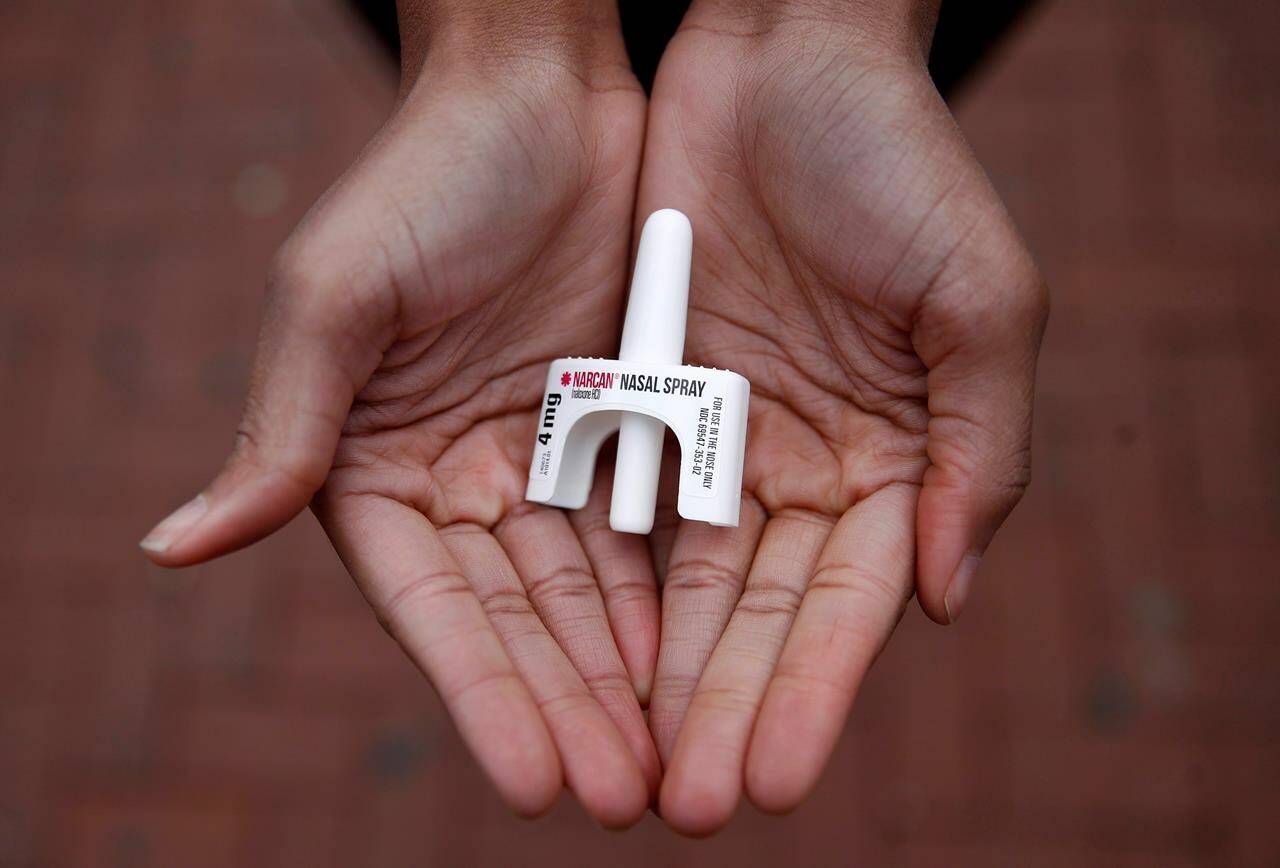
top-left (637, 28), bottom-right (1040, 833)
top-left (317, 80), bottom-right (642, 526)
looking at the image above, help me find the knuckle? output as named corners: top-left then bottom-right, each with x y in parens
top-left (229, 423), bottom-right (328, 493)
top-left (1029, 275), bottom-right (1051, 327)
top-left (988, 445), bottom-right (1033, 511)
top-left (1009, 273), bottom-right (1051, 340)
top-left (266, 240), bottom-right (323, 301)
top-left (375, 569), bottom-right (473, 635)
top-left (808, 560), bottom-right (911, 611)
top-left (664, 558), bottom-right (746, 596)
top-left (571, 509), bottom-right (614, 538)
top-left (734, 583), bottom-right (804, 620)
top-left (952, 409), bottom-right (1033, 491)
top-left (602, 577), bottom-right (656, 608)
top-left (653, 670), bottom-right (701, 700)
top-left (926, 247), bottom-right (1048, 344)
top-left (266, 235), bottom-right (381, 335)
top-left (693, 683), bottom-right (758, 716)
top-left (477, 587), bottom-right (535, 620)
top-left (452, 668), bottom-right (524, 707)
top-left (234, 390), bottom-right (270, 445)
top-left (537, 688), bottom-right (596, 719)
top-left (770, 662), bottom-right (847, 698)
top-left (523, 564), bottom-right (598, 605)
top-left (262, 243), bottom-right (334, 338)
top-left (580, 669), bottom-right (634, 698)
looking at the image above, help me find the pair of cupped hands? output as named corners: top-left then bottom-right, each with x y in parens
top-left (141, 0), bottom-right (1046, 836)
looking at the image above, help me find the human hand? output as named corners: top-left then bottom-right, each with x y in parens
top-left (140, 3), bottom-right (661, 827)
top-left (637, 0), bottom-right (1048, 834)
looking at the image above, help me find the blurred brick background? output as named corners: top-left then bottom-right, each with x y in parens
top-left (2, 0), bottom-right (1278, 865)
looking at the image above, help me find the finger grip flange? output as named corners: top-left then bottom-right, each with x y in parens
top-left (525, 210), bottom-right (749, 532)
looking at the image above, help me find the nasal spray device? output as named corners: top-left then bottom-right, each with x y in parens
top-left (525, 209), bottom-right (750, 533)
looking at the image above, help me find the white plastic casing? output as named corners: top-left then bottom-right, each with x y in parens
top-left (524, 359), bottom-right (749, 528)
top-left (611, 210), bottom-right (692, 533)
top-left (524, 209), bottom-right (750, 532)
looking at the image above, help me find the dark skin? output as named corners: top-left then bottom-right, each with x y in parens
top-left (142, 0), bottom-right (1047, 835)
top-left (142, 15), bottom-right (662, 826)
top-left (637, 3), bottom-right (1047, 834)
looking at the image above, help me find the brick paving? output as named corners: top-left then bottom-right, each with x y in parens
top-left (2, 0), bottom-right (1278, 865)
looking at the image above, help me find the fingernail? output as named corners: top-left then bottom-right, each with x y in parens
top-left (944, 553), bottom-right (982, 624)
top-left (140, 494), bottom-right (208, 554)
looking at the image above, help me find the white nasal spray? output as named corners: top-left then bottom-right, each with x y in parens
top-left (611, 210), bottom-right (692, 533)
top-left (525, 209), bottom-right (750, 533)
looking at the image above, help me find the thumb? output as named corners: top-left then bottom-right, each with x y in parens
top-left (141, 248), bottom-right (393, 567)
top-left (912, 245), bottom-right (1048, 624)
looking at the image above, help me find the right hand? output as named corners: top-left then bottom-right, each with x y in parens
top-left (140, 16), bottom-right (661, 827)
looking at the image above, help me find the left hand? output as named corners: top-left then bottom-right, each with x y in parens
top-left (637, 0), bottom-right (1048, 835)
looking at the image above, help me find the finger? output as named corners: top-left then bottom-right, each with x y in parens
top-left (441, 523), bottom-right (648, 828)
top-left (745, 483), bottom-right (916, 814)
top-left (141, 252), bottom-right (392, 566)
top-left (648, 497), bottom-right (767, 764)
top-left (316, 492), bottom-right (560, 818)
top-left (647, 432), bottom-right (684, 582)
top-left (569, 465), bottom-right (660, 706)
top-left (495, 504), bottom-right (661, 799)
top-left (912, 258), bottom-right (1049, 623)
top-left (660, 511), bottom-right (832, 837)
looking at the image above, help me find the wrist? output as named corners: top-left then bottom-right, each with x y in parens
top-left (396, 0), bottom-right (635, 94)
top-left (683, 0), bottom-right (939, 64)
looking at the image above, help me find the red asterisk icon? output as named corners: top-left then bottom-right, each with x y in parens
top-left (560, 371), bottom-right (572, 387)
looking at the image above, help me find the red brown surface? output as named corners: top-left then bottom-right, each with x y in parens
top-left (2, 1), bottom-right (1278, 865)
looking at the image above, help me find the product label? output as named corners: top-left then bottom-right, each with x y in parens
top-left (526, 357), bottom-right (750, 528)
